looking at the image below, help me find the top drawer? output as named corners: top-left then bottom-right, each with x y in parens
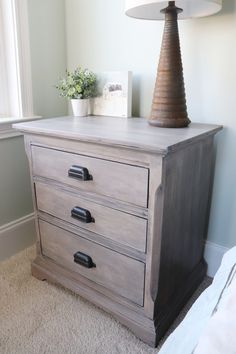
top-left (31, 146), bottom-right (149, 207)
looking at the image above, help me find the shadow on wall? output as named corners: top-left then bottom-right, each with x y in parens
top-left (212, 128), bottom-right (236, 246)
top-left (221, 0), bottom-right (236, 15)
top-left (132, 75), bottom-right (141, 117)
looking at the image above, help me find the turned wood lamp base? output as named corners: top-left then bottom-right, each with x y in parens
top-left (149, 1), bottom-right (191, 128)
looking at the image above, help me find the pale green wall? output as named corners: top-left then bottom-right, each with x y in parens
top-left (0, 137), bottom-right (33, 225)
top-left (65, 0), bottom-right (236, 248)
top-left (181, 2), bottom-right (236, 248)
top-left (28, 0), bottom-right (67, 118)
top-left (0, 0), bottom-right (67, 228)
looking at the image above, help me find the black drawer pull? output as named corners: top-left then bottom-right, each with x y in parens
top-left (68, 165), bottom-right (92, 181)
top-left (71, 206), bottom-right (95, 223)
top-left (73, 251), bottom-right (96, 268)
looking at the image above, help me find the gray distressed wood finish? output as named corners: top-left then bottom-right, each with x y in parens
top-left (31, 145), bottom-right (149, 207)
top-left (40, 220), bottom-right (145, 306)
top-left (35, 182), bottom-right (147, 252)
top-left (14, 116), bottom-right (221, 154)
top-left (13, 116), bottom-right (222, 347)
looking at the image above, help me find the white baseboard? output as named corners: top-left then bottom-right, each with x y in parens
top-left (0, 213), bottom-right (36, 262)
top-left (204, 240), bottom-right (229, 277)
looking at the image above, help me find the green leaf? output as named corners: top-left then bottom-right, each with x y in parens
top-left (55, 67), bottom-right (97, 99)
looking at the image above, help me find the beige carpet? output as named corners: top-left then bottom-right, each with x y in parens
top-left (0, 246), bottom-right (211, 354)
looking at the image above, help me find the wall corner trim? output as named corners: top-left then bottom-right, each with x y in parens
top-left (204, 240), bottom-right (229, 278)
top-left (0, 213), bottom-right (36, 262)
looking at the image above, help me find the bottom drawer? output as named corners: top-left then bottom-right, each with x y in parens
top-left (39, 220), bottom-right (145, 306)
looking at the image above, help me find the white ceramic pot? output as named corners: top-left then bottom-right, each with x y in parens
top-left (71, 98), bottom-right (89, 117)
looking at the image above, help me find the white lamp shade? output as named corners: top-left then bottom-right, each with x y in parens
top-left (125, 0), bottom-right (222, 20)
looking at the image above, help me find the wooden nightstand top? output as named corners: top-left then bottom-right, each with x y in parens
top-left (13, 116), bottom-right (222, 154)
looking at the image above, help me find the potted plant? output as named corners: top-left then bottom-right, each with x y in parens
top-left (56, 67), bottom-right (97, 117)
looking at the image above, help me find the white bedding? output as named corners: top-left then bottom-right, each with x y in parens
top-left (159, 247), bottom-right (236, 354)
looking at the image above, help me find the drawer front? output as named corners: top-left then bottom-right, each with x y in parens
top-left (36, 183), bottom-right (147, 252)
top-left (32, 145), bottom-right (148, 207)
top-left (39, 220), bottom-right (145, 305)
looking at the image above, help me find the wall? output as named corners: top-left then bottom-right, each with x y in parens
top-left (65, 0), bottom-right (236, 251)
top-left (0, 136), bottom-right (36, 261)
top-left (0, 137), bottom-right (32, 225)
top-left (28, 0), bottom-right (68, 117)
top-left (0, 0), bottom-right (67, 260)
top-left (181, 2), bottom-right (236, 249)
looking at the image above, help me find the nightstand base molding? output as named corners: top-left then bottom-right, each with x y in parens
top-left (31, 256), bottom-right (157, 346)
top-left (32, 256), bottom-right (206, 347)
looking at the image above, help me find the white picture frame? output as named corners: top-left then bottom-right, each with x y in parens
top-left (92, 71), bottom-right (132, 118)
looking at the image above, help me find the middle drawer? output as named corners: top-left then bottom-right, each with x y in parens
top-left (35, 182), bottom-right (147, 253)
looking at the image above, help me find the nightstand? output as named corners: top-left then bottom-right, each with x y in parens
top-left (13, 116), bottom-right (222, 347)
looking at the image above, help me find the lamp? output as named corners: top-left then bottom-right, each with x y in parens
top-left (125, 0), bottom-right (222, 128)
